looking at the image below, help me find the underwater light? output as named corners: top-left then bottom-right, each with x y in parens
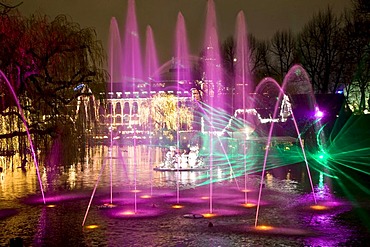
top-left (310, 205), bottom-right (328, 210)
top-left (120, 211), bottom-right (136, 215)
top-left (241, 189), bottom-right (252, 193)
top-left (242, 203), bottom-right (256, 208)
top-left (140, 195), bottom-right (151, 199)
top-left (202, 213), bottom-right (216, 218)
top-left (85, 224), bottom-right (99, 229)
top-left (255, 225), bottom-right (273, 231)
top-left (131, 189), bottom-right (141, 193)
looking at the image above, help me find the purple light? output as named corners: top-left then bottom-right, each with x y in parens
top-left (315, 110), bottom-right (324, 118)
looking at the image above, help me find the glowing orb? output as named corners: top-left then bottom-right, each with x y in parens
top-left (202, 213), bottom-right (216, 218)
top-left (242, 203), bottom-right (256, 208)
top-left (140, 195), bottom-right (151, 199)
top-left (315, 110), bottom-right (324, 118)
top-left (85, 225), bottom-right (99, 229)
top-left (46, 204), bottom-right (56, 208)
top-left (120, 211), bottom-right (136, 215)
top-left (241, 189), bottom-right (252, 193)
top-left (98, 203), bottom-right (116, 209)
top-left (172, 204), bottom-right (184, 209)
top-left (310, 205), bottom-right (328, 210)
top-left (255, 225), bottom-right (273, 231)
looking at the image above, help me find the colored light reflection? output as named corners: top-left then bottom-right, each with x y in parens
top-left (242, 203), bottom-right (256, 208)
top-left (140, 195), bottom-right (151, 199)
top-left (85, 225), bottom-right (99, 229)
top-left (201, 196), bottom-right (209, 200)
top-left (172, 204), bottom-right (184, 209)
top-left (241, 189), bottom-right (252, 193)
top-left (100, 203), bottom-right (117, 208)
top-left (46, 204), bottom-right (56, 208)
top-left (120, 211), bottom-right (136, 215)
top-left (202, 213), bottom-right (216, 218)
top-left (310, 205), bottom-right (329, 210)
top-left (131, 189), bottom-right (141, 193)
top-left (255, 225), bottom-right (274, 231)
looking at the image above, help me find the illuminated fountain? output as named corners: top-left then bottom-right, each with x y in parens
top-left (253, 73), bottom-right (317, 228)
top-left (234, 10), bottom-right (254, 207)
top-left (84, 0), bottom-right (146, 224)
top-left (1, 1), bottom-right (368, 245)
top-left (79, 0), bottom-right (343, 233)
top-left (174, 11), bottom-right (191, 207)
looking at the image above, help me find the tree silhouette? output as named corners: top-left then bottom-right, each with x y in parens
top-left (0, 12), bottom-right (107, 158)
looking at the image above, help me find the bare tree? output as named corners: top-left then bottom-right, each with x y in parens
top-left (297, 7), bottom-right (344, 94)
top-left (343, 0), bottom-right (370, 112)
top-left (221, 36), bottom-right (235, 81)
top-left (254, 39), bottom-right (272, 82)
top-left (269, 30), bottom-right (297, 82)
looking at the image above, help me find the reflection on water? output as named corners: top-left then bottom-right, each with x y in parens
top-left (0, 145), bottom-right (369, 246)
top-left (0, 146), bottom-right (210, 200)
top-left (0, 163), bottom-right (39, 201)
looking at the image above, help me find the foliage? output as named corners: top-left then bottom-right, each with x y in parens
top-left (0, 11), bottom-right (107, 159)
top-left (148, 93), bottom-right (194, 136)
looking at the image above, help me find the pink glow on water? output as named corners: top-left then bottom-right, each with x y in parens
top-left (25, 192), bottom-right (88, 205)
top-left (140, 195), bottom-right (152, 199)
top-left (0, 70), bottom-right (45, 204)
top-left (130, 189), bottom-right (141, 193)
top-left (109, 207), bottom-right (164, 219)
top-left (122, 0), bottom-right (143, 91)
top-left (191, 208), bottom-right (245, 217)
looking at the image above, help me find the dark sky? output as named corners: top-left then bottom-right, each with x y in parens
top-left (19, 0), bottom-right (353, 63)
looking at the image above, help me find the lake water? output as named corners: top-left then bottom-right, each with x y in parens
top-left (1, 145), bottom-right (369, 246)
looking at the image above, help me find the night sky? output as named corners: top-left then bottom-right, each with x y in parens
top-left (19, 0), bottom-right (352, 63)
